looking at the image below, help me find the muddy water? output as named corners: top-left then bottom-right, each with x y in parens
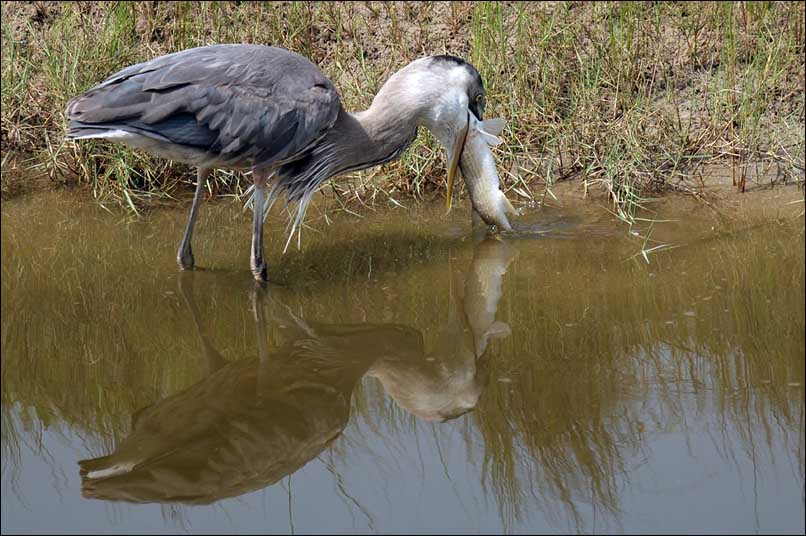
top-left (2, 189), bottom-right (804, 534)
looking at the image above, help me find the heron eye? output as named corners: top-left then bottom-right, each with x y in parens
top-left (475, 94), bottom-right (484, 103)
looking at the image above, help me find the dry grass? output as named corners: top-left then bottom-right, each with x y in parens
top-left (1, 1), bottom-right (804, 220)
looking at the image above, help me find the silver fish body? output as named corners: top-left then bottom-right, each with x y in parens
top-left (460, 115), bottom-right (517, 231)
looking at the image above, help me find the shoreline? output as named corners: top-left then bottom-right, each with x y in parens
top-left (3, 167), bottom-right (803, 230)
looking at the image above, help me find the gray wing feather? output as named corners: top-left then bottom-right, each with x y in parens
top-left (66, 45), bottom-right (340, 169)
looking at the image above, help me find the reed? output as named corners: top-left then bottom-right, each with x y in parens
top-left (1, 2), bottom-right (804, 218)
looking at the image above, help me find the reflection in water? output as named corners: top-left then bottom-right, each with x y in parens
top-left (78, 236), bottom-right (516, 504)
top-left (2, 191), bottom-right (803, 533)
top-left (367, 238), bottom-right (517, 422)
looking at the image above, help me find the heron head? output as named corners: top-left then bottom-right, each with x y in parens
top-left (371, 54), bottom-right (486, 138)
top-left (426, 54), bottom-right (487, 122)
top-left (418, 55), bottom-right (486, 209)
top-left (374, 55), bottom-right (487, 205)
top-left (365, 55), bottom-right (489, 205)
top-left (426, 55), bottom-right (486, 121)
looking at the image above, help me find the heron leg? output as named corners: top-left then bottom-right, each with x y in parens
top-left (250, 169), bottom-right (271, 282)
top-left (251, 283), bottom-right (271, 395)
top-left (177, 167), bottom-right (211, 270)
top-left (177, 271), bottom-right (227, 376)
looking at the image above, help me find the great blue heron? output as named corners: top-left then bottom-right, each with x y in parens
top-left (65, 45), bottom-right (487, 281)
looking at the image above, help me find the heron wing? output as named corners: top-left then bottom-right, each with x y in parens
top-left (65, 45), bottom-right (340, 168)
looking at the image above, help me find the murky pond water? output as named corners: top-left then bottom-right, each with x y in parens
top-left (2, 188), bottom-right (804, 534)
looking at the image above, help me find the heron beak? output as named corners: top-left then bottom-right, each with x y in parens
top-left (445, 113), bottom-right (470, 212)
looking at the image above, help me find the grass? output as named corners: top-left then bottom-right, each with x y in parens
top-left (1, 2), bottom-right (804, 220)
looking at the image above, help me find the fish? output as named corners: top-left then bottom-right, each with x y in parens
top-left (459, 114), bottom-right (517, 231)
top-left (463, 236), bottom-right (519, 358)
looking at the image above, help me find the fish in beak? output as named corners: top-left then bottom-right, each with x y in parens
top-left (446, 112), bottom-right (516, 230)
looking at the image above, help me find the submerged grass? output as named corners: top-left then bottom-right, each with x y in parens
top-left (1, 1), bottom-right (804, 219)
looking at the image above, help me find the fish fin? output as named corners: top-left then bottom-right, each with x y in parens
top-left (479, 130), bottom-right (503, 146)
top-left (481, 118), bottom-right (506, 136)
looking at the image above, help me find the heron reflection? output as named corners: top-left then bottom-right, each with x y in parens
top-left (78, 236), bottom-right (518, 504)
top-left (366, 237), bottom-right (518, 422)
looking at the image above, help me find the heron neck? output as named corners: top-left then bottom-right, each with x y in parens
top-left (272, 103), bottom-right (417, 197)
top-left (348, 103), bottom-right (418, 166)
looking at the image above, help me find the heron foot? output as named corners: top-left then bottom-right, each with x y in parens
top-left (177, 247), bottom-right (195, 270)
top-left (251, 260), bottom-right (268, 282)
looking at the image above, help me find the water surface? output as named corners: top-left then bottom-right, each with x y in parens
top-left (2, 189), bottom-right (804, 534)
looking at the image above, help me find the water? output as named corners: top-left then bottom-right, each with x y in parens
top-left (2, 189), bottom-right (804, 534)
